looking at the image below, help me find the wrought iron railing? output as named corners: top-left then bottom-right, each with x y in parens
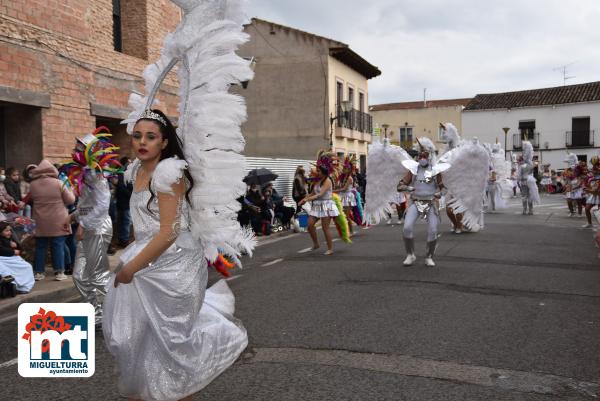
top-left (513, 132), bottom-right (540, 150)
top-left (566, 130), bottom-right (595, 148)
top-left (336, 106), bottom-right (373, 134)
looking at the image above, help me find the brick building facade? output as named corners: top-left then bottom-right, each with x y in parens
top-left (0, 0), bottom-right (182, 169)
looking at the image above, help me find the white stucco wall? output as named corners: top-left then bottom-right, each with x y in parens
top-left (462, 101), bottom-right (600, 169)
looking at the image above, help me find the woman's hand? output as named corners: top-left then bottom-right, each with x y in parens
top-left (298, 197), bottom-right (307, 206)
top-left (9, 241), bottom-right (17, 249)
top-left (114, 265), bottom-right (135, 287)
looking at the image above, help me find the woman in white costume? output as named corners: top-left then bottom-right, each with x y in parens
top-left (298, 152), bottom-right (339, 255)
top-left (103, 0), bottom-right (256, 398)
top-left (103, 110), bottom-right (248, 401)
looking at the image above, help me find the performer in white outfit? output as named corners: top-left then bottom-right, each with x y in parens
top-left (583, 156), bottom-right (600, 228)
top-left (398, 139), bottom-right (450, 267)
top-left (103, 1), bottom-right (256, 399)
top-left (63, 128), bottom-right (118, 325)
top-left (298, 151), bottom-right (340, 255)
top-left (365, 127), bottom-right (488, 267)
top-left (485, 143), bottom-right (510, 212)
top-left (517, 141), bottom-right (540, 215)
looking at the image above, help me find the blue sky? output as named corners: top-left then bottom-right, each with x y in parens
top-left (244, 0), bottom-right (600, 104)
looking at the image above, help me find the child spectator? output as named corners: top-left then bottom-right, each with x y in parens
top-left (5, 167), bottom-right (24, 206)
top-left (0, 221), bottom-right (34, 293)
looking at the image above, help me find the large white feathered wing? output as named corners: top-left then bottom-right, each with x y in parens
top-left (176, 3), bottom-right (255, 264)
top-left (491, 149), bottom-right (512, 203)
top-left (443, 141), bottom-right (490, 231)
top-left (365, 139), bottom-right (410, 224)
top-left (124, 1), bottom-right (256, 265)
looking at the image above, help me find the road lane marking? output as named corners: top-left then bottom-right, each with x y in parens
top-left (298, 247), bottom-right (313, 253)
top-left (256, 233), bottom-right (300, 247)
top-left (0, 358), bottom-right (17, 369)
top-left (245, 347), bottom-right (599, 399)
top-left (225, 275), bottom-right (243, 282)
top-left (261, 258), bottom-right (284, 267)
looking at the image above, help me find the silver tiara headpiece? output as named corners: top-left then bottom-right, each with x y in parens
top-left (137, 109), bottom-right (167, 127)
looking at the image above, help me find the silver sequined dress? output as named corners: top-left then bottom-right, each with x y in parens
top-left (103, 177), bottom-right (248, 401)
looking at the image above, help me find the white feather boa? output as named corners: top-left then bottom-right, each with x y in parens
top-left (151, 157), bottom-right (188, 195)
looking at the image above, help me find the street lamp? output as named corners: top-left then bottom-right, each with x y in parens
top-left (381, 123), bottom-right (390, 139)
top-left (502, 127), bottom-right (510, 161)
top-left (330, 100), bottom-right (353, 151)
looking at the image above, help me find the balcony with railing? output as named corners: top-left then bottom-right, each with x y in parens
top-left (512, 132), bottom-right (540, 150)
top-left (334, 106), bottom-right (373, 142)
top-left (566, 130), bottom-right (595, 148)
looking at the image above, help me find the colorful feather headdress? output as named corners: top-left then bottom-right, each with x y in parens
top-left (309, 150), bottom-right (340, 182)
top-left (338, 154), bottom-right (357, 184)
top-left (342, 154), bottom-right (357, 173)
top-left (59, 126), bottom-right (123, 195)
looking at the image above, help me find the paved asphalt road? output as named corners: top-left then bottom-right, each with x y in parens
top-left (1, 195), bottom-right (599, 400)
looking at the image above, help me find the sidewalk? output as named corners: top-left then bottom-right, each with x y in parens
top-left (0, 251), bottom-right (123, 320)
top-left (0, 228), bottom-right (298, 320)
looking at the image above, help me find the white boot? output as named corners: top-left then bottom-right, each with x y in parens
top-left (403, 237), bottom-right (416, 266)
top-left (403, 254), bottom-right (417, 266)
top-left (425, 240), bottom-right (437, 267)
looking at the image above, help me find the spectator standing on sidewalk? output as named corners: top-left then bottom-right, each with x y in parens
top-left (292, 166), bottom-right (307, 214)
top-left (29, 160), bottom-right (75, 281)
top-left (114, 157), bottom-right (133, 247)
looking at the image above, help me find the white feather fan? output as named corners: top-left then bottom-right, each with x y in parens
top-left (364, 139), bottom-right (411, 224)
top-left (442, 140), bottom-right (490, 231)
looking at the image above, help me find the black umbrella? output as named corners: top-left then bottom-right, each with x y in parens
top-left (243, 168), bottom-right (278, 185)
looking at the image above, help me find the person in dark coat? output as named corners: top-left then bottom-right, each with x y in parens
top-left (114, 157), bottom-right (133, 247)
top-left (263, 182), bottom-right (294, 229)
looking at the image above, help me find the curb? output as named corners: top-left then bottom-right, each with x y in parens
top-left (0, 282), bottom-right (80, 321)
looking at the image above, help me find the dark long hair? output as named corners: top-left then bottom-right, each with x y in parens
top-left (139, 109), bottom-right (195, 211)
top-left (318, 165), bottom-right (330, 186)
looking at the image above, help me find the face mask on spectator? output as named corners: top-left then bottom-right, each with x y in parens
top-left (0, 175), bottom-right (5, 182)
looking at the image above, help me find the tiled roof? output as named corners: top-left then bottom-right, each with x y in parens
top-left (369, 98), bottom-right (472, 112)
top-left (249, 18), bottom-right (380, 80)
top-left (464, 81), bottom-right (600, 111)
top-left (329, 47), bottom-right (381, 80)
